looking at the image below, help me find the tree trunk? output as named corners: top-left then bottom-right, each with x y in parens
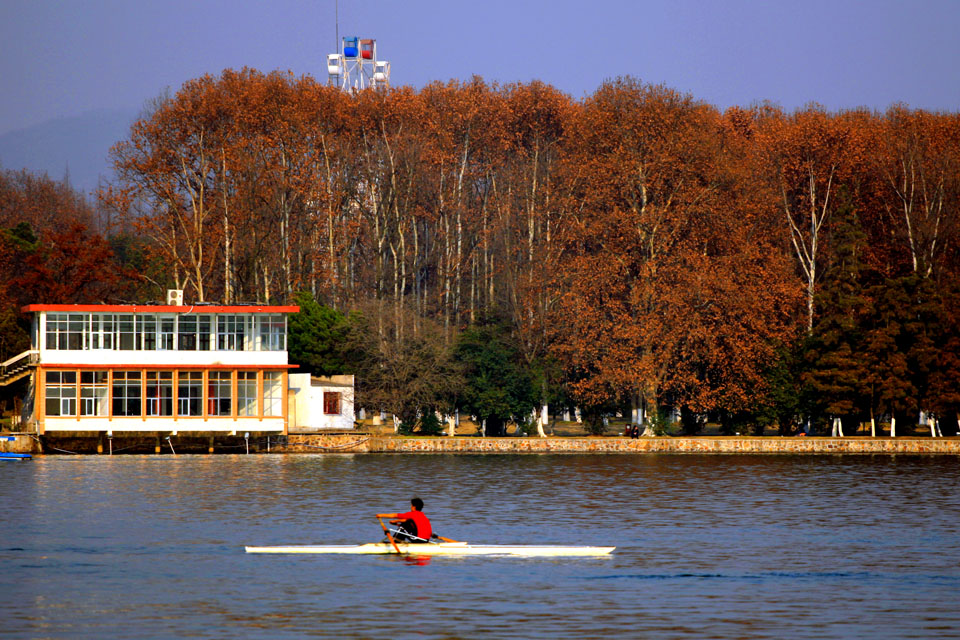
top-left (640, 388), bottom-right (657, 437)
top-left (537, 404), bottom-right (547, 438)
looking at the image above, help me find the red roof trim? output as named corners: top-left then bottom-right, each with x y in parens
top-left (22, 304), bottom-right (299, 314)
top-left (38, 364), bottom-right (299, 370)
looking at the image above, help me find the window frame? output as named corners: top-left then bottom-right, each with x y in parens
top-left (323, 391), bottom-right (341, 416)
top-left (262, 371), bottom-right (283, 417)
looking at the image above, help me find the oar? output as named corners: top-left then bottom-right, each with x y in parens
top-left (375, 515), bottom-right (402, 554)
top-left (431, 534), bottom-right (462, 543)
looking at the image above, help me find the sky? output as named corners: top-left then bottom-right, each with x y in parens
top-left (1, 0), bottom-right (959, 191)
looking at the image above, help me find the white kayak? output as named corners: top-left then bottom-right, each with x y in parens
top-left (245, 542), bottom-right (615, 557)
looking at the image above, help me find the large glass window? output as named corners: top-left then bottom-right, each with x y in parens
top-left (177, 371), bottom-right (203, 416)
top-left (263, 372), bottom-right (283, 417)
top-left (45, 371), bottom-right (77, 416)
top-left (146, 371), bottom-right (174, 416)
top-left (80, 371), bottom-right (108, 416)
top-left (45, 314), bottom-right (84, 350)
top-left (207, 371), bottom-right (232, 416)
top-left (259, 315), bottom-right (286, 351)
top-left (178, 316), bottom-right (197, 350)
top-left (237, 371), bottom-right (258, 416)
top-left (217, 316), bottom-right (245, 351)
top-left (112, 371), bottom-right (142, 416)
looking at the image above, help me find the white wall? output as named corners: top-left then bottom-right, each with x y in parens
top-left (288, 374), bottom-right (355, 432)
top-left (43, 416), bottom-right (285, 433)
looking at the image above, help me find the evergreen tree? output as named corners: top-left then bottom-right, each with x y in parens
top-left (803, 204), bottom-right (869, 430)
top-left (454, 319), bottom-right (537, 437)
top-left (287, 291), bottom-right (359, 376)
top-left (859, 278), bottom-right (917, 433)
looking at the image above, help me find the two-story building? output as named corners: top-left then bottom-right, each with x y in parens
top-left (20, 299), bottom-right (299, 436)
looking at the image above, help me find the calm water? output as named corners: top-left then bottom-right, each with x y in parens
top-left (2, 453), bottom-right (959, 639)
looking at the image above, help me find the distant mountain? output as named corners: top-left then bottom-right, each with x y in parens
top-left (0, 107), bottom-right (139, 196)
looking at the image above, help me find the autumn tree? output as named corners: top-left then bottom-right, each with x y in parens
top-left (755, 106), bottom-right (866, 334)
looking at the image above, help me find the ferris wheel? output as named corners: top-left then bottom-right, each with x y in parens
top-left (327, 36), bottom-right (391, 91)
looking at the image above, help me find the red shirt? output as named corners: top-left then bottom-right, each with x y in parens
top-left (396, 510), bottom-right (432, 540)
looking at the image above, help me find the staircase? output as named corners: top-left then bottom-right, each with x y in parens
top-left (0, 350), bottom-right (38, 386)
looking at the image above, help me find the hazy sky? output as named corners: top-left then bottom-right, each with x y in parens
top-left (2, 0), bottom-right (960, 135)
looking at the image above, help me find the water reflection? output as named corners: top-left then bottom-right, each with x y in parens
top-left (2, 454), bottom-right (959, 639)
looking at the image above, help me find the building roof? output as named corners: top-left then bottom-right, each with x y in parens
top-left (37, 363), bottom-right (299, 370)
top-left (22, 304), bottom-right (300, 314)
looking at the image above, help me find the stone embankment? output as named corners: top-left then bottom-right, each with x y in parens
top-left (276, 434), bottom-right (960, 454)
top-left (4, 432), bottom-right (959, 455)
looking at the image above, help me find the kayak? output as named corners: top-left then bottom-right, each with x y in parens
top-left (245, 542), bottom-right (615, 557)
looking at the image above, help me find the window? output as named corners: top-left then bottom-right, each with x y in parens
top-left (208, 371), bottom-right (232, 416)
top-left (112, 371), bottom-right (142, 416)
top-left (323, 391), bottom-right (341, 415)
top-left (86, 314), bottom-right (115, 350)
top-left (177, 371), bottom-right (202, 416)
top-left (86, 316), bottom-right (99, 350)
top-left (217, 316), bottom-right (244, 351)
top-left (263, 372), bottom-right (282, 417)
top-left (80, 371), bottom-right (108, 416)
top-left (138, 315), bottom-right (156, 350)
top-left (45, 371), bottom-right (77, 416)
top-left (146, 371), bottom-right (173, 416)
top-left (158, 316), bottom-right (175, 350)
top-left (101, 315), bottom-right (114, 349)
top-left (259, 315), bottom-right (286, 351)
top-left (117, 315), bottom-right (137, 350)
top-left (237, 371), bottom-right (258, 416)
top-left (198, 315), bottom-right (211, 350)
top-left (45, 313), bottom-right (63, 349)
top-left (178, 316), bottom-right (197, 350)
top-left (45, 314), bottom-right (83, 350)
top-left (67, 315), bottom-right (84, 350)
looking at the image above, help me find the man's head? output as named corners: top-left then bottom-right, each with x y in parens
top-left (411, 497), bottom-right (424, 511)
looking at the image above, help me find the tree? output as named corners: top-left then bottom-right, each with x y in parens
top-left (802, 203), bottom-right (870, 432)
top-left (454, 319), bottom-right (537, 436)
top-left (553, 79), bottom-right (797, 434)
top-left (352, 303), bottom-right (463, 429)
top-left (287, 291), bottom-right (361, 376)
top-left (756, 107), bottom-right (865, 334)
top-left (873, 107), bottom-right (960, 280)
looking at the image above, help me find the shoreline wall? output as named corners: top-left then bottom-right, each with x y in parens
top-left (5, 433), bottom-right (960, 455)
top-left (277, 434), bottom-right (960, 455)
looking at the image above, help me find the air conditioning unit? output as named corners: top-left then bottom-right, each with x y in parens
top-left (166, 289), bottom-right (184, 306)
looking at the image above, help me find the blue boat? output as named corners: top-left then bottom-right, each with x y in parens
top-left (0, 452), bottom-right (31, 461)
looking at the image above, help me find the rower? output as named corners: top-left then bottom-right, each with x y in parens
top-left (378, 497), bottom-right (432, 543)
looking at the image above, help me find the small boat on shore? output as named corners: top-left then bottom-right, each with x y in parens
top-left (245, 542), bottom-right (615, 557)
top-left (0, 452), bottom-right (31, 461)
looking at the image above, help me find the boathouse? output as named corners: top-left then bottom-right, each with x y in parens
top-left (11, 295), bottom-right (299, 436)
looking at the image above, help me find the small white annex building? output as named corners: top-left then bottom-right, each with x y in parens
top-left (288, 374), bottom-right (356, 432)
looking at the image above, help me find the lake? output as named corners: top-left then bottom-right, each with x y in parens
top-left (2, 453), bottom-right (959, 638)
